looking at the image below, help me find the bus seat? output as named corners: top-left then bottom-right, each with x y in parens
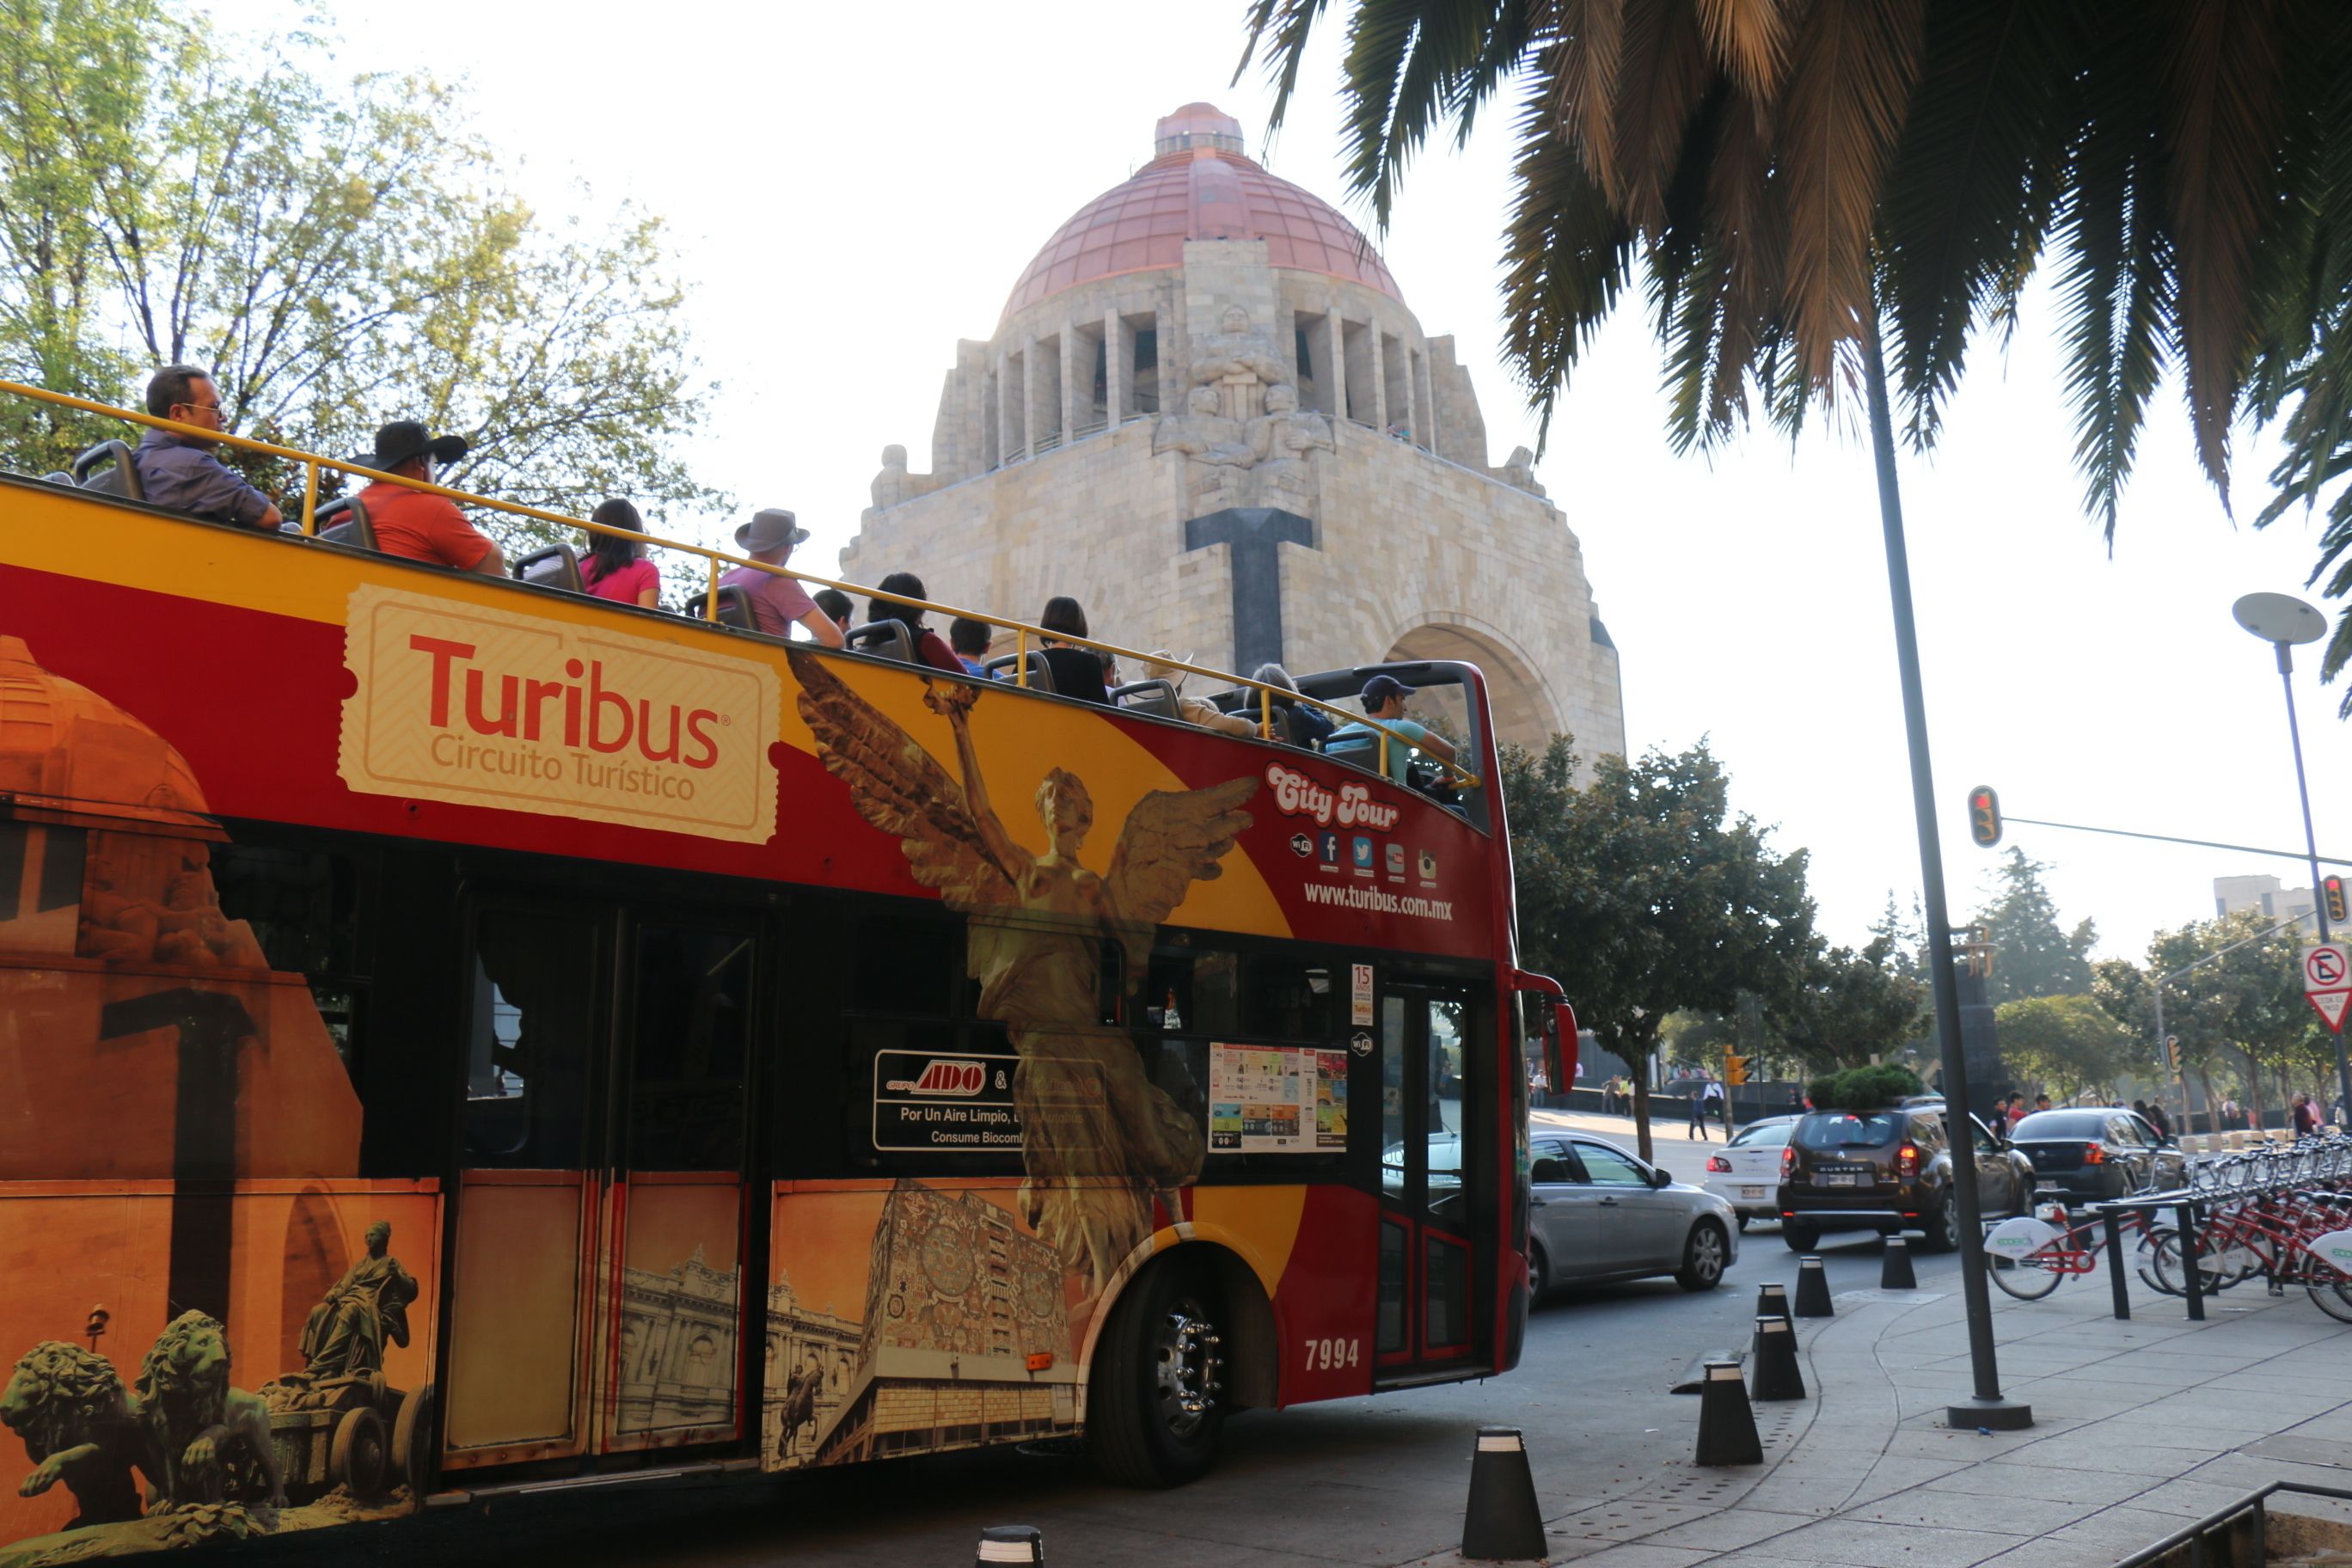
top-left (1262, 705), bottom-right (1298, 745)
top-left (982, 652), bottom-right (1055, 693)
top-left (71, 440), bottom-right (143, 502)
top-left (844, 621), bottom-right (915, 663)
top-left (513, 543), bottom-right (585, 593)
top-left (1112, 678), bottom-right (1178, 720)
top-left (698, 585), bottom-right (753, 629)
top-left (39, 470), bottom-right (74, 486)
top-left (312, 494), bottom-right (376, 549)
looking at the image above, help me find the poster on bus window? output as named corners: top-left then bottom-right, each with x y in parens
top-left (1207, 1044), bottom-right (1347, 1153)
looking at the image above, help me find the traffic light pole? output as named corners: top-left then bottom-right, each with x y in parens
top-left (1864, 318), bottom-right (2030, 1431)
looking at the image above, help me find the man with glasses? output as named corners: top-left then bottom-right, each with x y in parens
top-left (1323, 673), bottom-right (1457, 784)
top-left (132, 364), bottom-right (284, 530)
top-left (355, 420), bottom-right (505, 576)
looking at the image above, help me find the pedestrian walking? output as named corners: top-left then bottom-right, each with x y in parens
top-left (1705, 1076), bottom-right (1729, 1133)
top-left (2294, 1093), bottom-right (2320, 1138)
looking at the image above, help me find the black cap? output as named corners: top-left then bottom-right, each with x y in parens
top-left (358, 420), bottom-right (469, 473)
top-left (1362, 673), bottom-right (1412, 707)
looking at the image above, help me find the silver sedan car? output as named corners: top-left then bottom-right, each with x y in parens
top-left (1527, 1131), bottom-right (1739, 1296)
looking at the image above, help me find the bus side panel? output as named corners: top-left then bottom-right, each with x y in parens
top-left (0, 1179), bottom-right (439, 1556)
top-left (762, 1178), bottom-right (1084, 1473)
top-left (1250, 1184), bottom-right (1379, 1406)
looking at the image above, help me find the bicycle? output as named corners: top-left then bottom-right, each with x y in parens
top-left (1985, 1198), bottom-right (2179, 1302)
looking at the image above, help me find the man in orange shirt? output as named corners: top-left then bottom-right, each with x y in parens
top-left (354, 420), bottom-right (505, 575)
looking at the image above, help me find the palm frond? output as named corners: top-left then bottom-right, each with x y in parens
top-left (1694, 0), bottom-right (1787, 108)
top-left (2157, 0), bottom-right (2293, 503)
top-left (1609, 0), bottom-right (1712, 234)
top-left (1877, 0), bottom-right (2079, 449)
top-left (1774, 0), bottom-right (1925, 390)
top-left (1235, 0), bottom-right (1335, 131)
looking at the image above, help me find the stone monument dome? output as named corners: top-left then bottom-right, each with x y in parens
top-left (842, 106), bottom-right (1626, 759)
top-left (0, 634), bottom-right (211, 818)
top-left (1003, 103), bottom-right (1400, 319)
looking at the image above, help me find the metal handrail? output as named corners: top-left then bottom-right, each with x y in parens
top-left (0, 377), bottom-right (1481, 788)
top-left (2111, 1479), bottom-right (2352, 1568)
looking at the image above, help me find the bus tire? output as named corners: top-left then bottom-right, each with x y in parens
top-left (1087, 1259), bottom-right (1225, 1488)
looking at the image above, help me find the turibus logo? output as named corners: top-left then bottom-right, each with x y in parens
top-left (886, 1060), bottom-right (989, 1096)
top-left (339, 585), bottom-right (780, 843)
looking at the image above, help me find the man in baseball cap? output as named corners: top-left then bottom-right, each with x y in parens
top-left (720, 508), bottom-right (842, 646)
top-left (354, 419), bottom-right (504, 575)
top-left (1323, 671), bottom-right (1456, 784)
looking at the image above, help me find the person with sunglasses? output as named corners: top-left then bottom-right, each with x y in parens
top-left (131, 364), bottom-right (284, 530)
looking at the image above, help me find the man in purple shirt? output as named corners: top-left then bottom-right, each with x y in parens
top-left (720, 508), bottom-right (843, 646)
top-left (130, 364), bottom-right (283, 530)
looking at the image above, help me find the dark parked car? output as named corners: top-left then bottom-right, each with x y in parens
top-left (2007, 1108), bottom-right (2185, 1200)
top-left (1775, 1102), bottom-right (2034, 1252)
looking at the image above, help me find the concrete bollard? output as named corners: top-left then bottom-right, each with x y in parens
top-left (1881, 1236), bottom-right (1918, 1290)
top-left (1461, 1426), bottom-right (1547, 1561)
top-left (1694, 1359), bottom-right (1764, 1466)
top-left (976, 1525), bottom-right (1044, 1565)
top-left (1749, 1315), bottom-right (1806, 1401)
top-left (1755, 1280), bottom-right (1792, 1325)
top-left (1793, 1255), bottom-right (1834, 1318)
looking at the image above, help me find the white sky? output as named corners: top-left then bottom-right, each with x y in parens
top-left (218, 0), bottom-right (2352, 966)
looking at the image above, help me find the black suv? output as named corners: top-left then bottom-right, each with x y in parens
top-left (1775, 1100), bottom-right (2035, 1252)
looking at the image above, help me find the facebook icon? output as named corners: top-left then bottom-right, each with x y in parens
top-left (1319, 832), bottom-right (1341, 864)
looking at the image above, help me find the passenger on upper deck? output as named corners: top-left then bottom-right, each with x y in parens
top-left (1253, 663), bottom-right (1336, 750)
top-left (1143, 652), bottom-right (1255, 737)
top-left (814, 589), bottom-right (854, 639)
top-left (579, 499), bottom-right (660, 607)
top-left (867, 573), bottom-right (964, 674)
top-left (1324, 674), bottom-right (1456, 784)
top-left (720, 509), bottom-right (843, 646)
top-left (356, 420), bottom-right (505, 576)
top-left (1036, 597), bottom-right (1111, 706)
top-left (132, 364), bottom-right (284, 530)
top-left (949, 617), bottom-right (995, 677)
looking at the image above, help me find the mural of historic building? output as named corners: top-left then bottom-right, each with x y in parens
top-left (616, 1245), bottom-right (741, 1437)
top-left (809, 1182), bottom-right (1080, 1467)
top-left (763, 1273), bottom-right (860, 1468)
top-left (842, 103), bottom-right (1627, 759)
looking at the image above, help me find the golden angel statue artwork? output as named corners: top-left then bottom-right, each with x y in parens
top-left (789, 650), bottom-right (1258, 1303)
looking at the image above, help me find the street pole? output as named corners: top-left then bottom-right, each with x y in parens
top-left (2273, 639), bottom-right (2350, 1123)
top-left (1863, 317), bottom-right (2030, 1430)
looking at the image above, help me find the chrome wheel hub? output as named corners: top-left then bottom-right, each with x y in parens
top-left (1694, 1228), bottom-right (1724, 1279)
top-left (1153, 1298), bottom-right (1223, 1439)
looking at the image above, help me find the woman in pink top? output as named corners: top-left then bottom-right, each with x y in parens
top-left (579, 499), bottom-right (661, 607)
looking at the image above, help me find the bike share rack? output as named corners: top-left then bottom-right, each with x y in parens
top-left (2085, 1136), bottom-right (2352, 1323)
top-left (2085, 1192), bottom-right (2208, 1322)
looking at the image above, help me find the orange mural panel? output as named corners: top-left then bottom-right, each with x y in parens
top-left (442, 1176), bottom-right (587, 1458)
top-left (0, 1180), bottom-right (438, 1559)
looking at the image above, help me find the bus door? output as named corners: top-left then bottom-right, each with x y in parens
top-left (1375, 980), bottom-right (1480, 1379)
top-left (440, 898), bottom-right (757, 1467)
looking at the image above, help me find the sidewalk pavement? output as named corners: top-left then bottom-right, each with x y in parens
top-left (1416, 1259), bottom-right (2352, 1566)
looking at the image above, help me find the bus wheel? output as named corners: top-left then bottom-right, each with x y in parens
top-left (1089, 1260), bottom-right (1226, 1488)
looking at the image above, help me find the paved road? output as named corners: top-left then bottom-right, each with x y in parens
top-left (279, 1196), bottom-right (1954, 1567)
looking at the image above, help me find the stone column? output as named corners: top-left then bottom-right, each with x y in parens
top-left (1325, 305), bottom-right (1345, 420)
top-left (1023, 341), bottom-right (1043, 458)
top-left (1369, 328), bottom-right (1387, 432)
top-left (1417, 348), bottom-right (1440, 453)
top-left (995, 350), bottom-right (1014, 466)
top-left (1061, 319), bottom-right (1080, 442)
top-left (1105, 306), bottom-right (1125, 423)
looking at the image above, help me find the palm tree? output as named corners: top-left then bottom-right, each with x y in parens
top-left (1239, 0), bottom-right (2352, 1424)
top-left (1239, 0), bottom-right (2352, 677)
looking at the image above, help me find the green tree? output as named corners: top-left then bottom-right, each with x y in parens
top-left (2142, 913), bottom-right (2311, 1126)
top-left (1498, 735), bottom-right (1817, 1160)
top-left (1240, 2), bottom-right (2352, 710)
top-left (1994, 994), bottom-right (2130, 1103)
top-left (0, 0), bottom-right (720, 543)
top-left (1972, 849), bottom-right (2095, 1004)
top-left (1780, 935), bottom-right (1928, 1077)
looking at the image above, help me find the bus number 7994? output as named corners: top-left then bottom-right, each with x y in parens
top-left (1303, 1337), bottom-right (1362, 1371)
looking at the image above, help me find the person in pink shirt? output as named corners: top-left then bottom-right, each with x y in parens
top-left (579, 499), bottom-right (661, 607)
top-left (719, 508), bottom-right (844, 646)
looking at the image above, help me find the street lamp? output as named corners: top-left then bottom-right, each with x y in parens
top-left (2230, 591), bottom-right (2346, 1123)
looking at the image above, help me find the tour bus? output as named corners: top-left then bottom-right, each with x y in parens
top-left (0, 383), bottom-right (1574, 1561)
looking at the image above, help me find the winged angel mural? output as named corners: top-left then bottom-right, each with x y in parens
top-left (790, 651), bottom-right (1258, 1302)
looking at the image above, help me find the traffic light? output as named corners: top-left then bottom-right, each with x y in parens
top-left (2165, 1036), bottom-right (2181, 1075)
top-left (1724, 1052), bottom-right (1749, 1087)
top-left (1968, 785), bottom-right (2002, 848)
top-left (2327, 875), bottom-right (2349, 925)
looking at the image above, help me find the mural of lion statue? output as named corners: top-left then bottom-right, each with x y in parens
top-left (0, 1341), bottom-right (154, 1528)
top-left (134, 1313), bottom-right (284, 1512)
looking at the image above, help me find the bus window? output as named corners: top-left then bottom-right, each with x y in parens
top-left (854, 908), bottom-right (958, 1017)
top-left (466, 906), bottom-right (599, 1167)
top-left (209, 842), bottom-right (368, 1075)
top-left (628, 923), bottom-right (751, 1170)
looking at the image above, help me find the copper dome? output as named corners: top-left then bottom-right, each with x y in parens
top-left (1001, 104), bottom-right (1401, 321)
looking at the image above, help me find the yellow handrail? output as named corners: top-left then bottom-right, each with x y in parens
top-left (0, 377), bottom-right (1479, 790)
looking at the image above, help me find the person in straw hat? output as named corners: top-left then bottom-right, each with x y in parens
top-left (1143, 652), bottom-right (1258, 738)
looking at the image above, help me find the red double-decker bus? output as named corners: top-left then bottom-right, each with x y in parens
top-left (0, 387), bottom-right (1571, 1561)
